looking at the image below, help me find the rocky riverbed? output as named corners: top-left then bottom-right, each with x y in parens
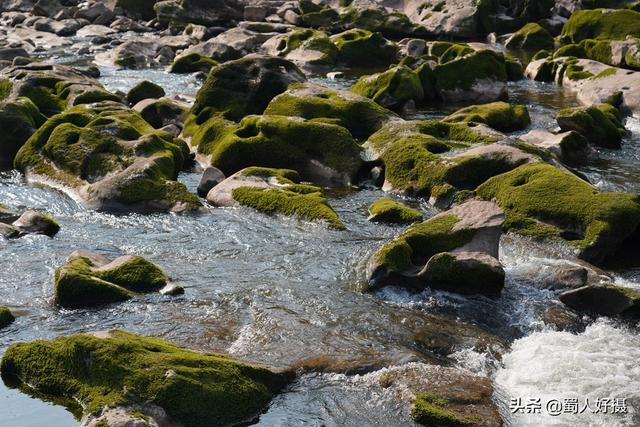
top-left (1, 1), bottom-right (640, 426)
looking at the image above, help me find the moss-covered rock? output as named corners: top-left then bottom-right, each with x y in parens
top-left (367, 198), bottom-right (422, 224)
top-left (299, 0), bottom-right (340, 28)
top-left (0, 306), bottom-right (14, 329)
top-left (340, 4), bottom-right (416, 38)
top-left (0, 330), bottom-right (287, 426)
top-left (412, 392), bottom-right (481, 426)
top-left (476, 163), bottom-right (640, 265)
top-left (12, 210), bottom-right (60, 237)
top-left (556, 103), bottom-right (625, 148)
top-left (15, 102), bottom-right (200, 213)
top-left (263, 83), bottom-right (397, 140)
top-left (432, 49), bottom-right (508, 103)
top-left (170, 53), bottom-right (219, 74)
top-left (154, 0), bottom-right (243, 28)
top-left (184, 114), bottom-right (362, 186)
top-left (505, 23), bottom-right (555, 50)
top-left (126, 80), bottom-right (165, 106)
top-left (367, 200), bottom-right (505, 295)
top-left (54, 252), bottom-right (167, 308)
top-left (208, 167), bottom-right (345, 229)
top-left (188, 54), bottom-right (305, 123)
top-left (0, 97), bottom-right (46, 167)
top-left (351, 65), bottom-right (426, 110)
top-left (559, 284), bottom-right (640, 318)
top-left (444, 102), bottom-right (531, 132)
top-left (560, 9), bottom-right (640, 43)
top-left (132, 97), bottom-right (189, 129)
top-left (520, 129), bottom-right (593, 165)
top-left (330, 29), bottom-right (399, 67)
top-left (264, 28), bottom-right (338, 67)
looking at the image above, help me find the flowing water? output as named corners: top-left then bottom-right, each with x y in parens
top-left (1, 60), bottom-right (640, 426)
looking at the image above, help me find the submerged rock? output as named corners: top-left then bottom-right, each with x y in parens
top-left (207, 167), bottom-right (345, 229)
top-left (367, 200), bottom-right (505, 296)
top-left (0, 330), bottom-right (288, 426)
top-left (15, 102), bottom-right (201, 213)
top-left (444, 101), bottom-right (531, 133)
top-left (560, 284), bottom-right (640, 318)
top-left (367, 198), bottom-right (422, 224)
top-left (559, 8), bottom-right (640, 43)
top-left (11, 210), bottom-right (60, 236)
top-left (54, 251), bottom-right (168, 308)
top-left (477, 163), bottom-right (640, 266)
top-left (0, 306), bottom-right (14, 329)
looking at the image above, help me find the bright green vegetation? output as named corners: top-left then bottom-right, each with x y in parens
top-left (0, 97), bottom-right (47, 165)
top-left (0, 331), bottom-right (287, 427)
top-left (231, 168), bottom-right (344, 229)
top-left (339, 5), bottom-right (414, 37)
top-left (351, 65), bottom-right (425, 109)
top-left (170, 53), bottom-right (219, 74)
top-left (444, 102), bottom-right (531, 132)
top-left (368, 198), bottom-right (422, 224)
top-left (0, 79), bottom-right (12, 100)
top-left (412, 393), bottom-right (478, 426)
top-left (0, 306), bottom-right (15, 329)
top-left (560, 9), bottom-right (640, 43)
top-left (557, 103), bottom-right (625, 148)
top-left (532, 50), bottom-right (551, 60)
top-left (189, 55), bottom-right (305, 123)
top-left (185, 114), bottom-right (362, 181)
top-left (14, 102), bottom-right (200, 212)
top-left (476, 163), bottom-right (640, 262)
top-left (54, 254), bottom-right (167, 308)
top-left (330, 29), bottom-right (398, 67)
top-left (373, 214), bottom-right (475, 273)
top-left (263, 83), bottom-right (395, 139)
top-left (126, 80), bottom-right (165, 106)
top-left (433, 49), bottom-right (507, 92)
top-left (506, 23), bottom-right (554, 50)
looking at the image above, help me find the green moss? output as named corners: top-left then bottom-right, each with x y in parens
top-left (263, 83), bottom-right (395, 139)
top-left (0, 306), bottom-right (15, 329)
top-left (170, 53), bottom-right (219, 74)
top-left (557, 104), bottom-right (625, 148)
top-left (0, 97), bottom-right (47, 166)
top-left (433, 49), bottom-right (507, 92)
top-left (126, 81), bottom-right (165, 106)
top-left (595, 67), bottom-right (619, 78)
top-left (507, 23), bottom-right (555, 50)
top-left (300, 1), bottom-right (340, 28)
top-left (189, 56), bottom-right (305, 123)
top-left (186, 114), bottom-right (362, 181)
top-left (95, 256), bottom-right (167, 293)
top-left (476, 163), bottom-right (640, 257)
top-left (439, 44), bottom-right (474, 64)
top-left (0, 331), bottom-right (286, 427)
top-left (564, 63), bottom-right (594, 80)
top-left (560, 9), bottom-right (640, 43)
top-left (412, 393), bottom-right (475, 426)
top-left (532, 50), bottom-right (551, 60)
top-left (368, 198), bottom-right (422, 224)
top-left (351, 66), bottom-right (424, 109)
top-left (374, 214), bottom-right (475, 273)
top-left (444, 102), bottom-right (531, 132)
top-left (0, 79), bottom-right (13, 100)
top-left (330, 29), bottom-right (399, 67)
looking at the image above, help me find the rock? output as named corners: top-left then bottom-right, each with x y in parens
top-left (264, 82), bottom-right (398, 139)
top-left (33, 0), bottom-right (64, 17)
top-left (244, 5), bottom-right (267, 22)
top-left (560, 284), bottom-right (640, 317)
top-left (132, 96), bottom-right (189, 129)
top-left (126, 80), bottom-right (166, 106)
top-left (540, 305), bottom-right (586, 332)
top-left (197, 166), bottom-right (225, 197)
top-left (75, 2), bottom-right (114, 23)
top-left (207, 167), bottom-right (345, 229)
top-left (186, 54), bottom-right (305, 123)
top-left (367, 198), bottom-right (422, 224)
top-left (159, 283), bottom-right (184, 296)
top-left (557, 103), bottom-right (625, 149)
top-left (0, 306), bottom-right (14, 328)
top-left (443, 102), bottom-right (531, 132)
top-left (0, 47), bottom-right (29, 61)
top-left (154, 0), bottom-right (243, 28)
top-left (97, 40), bottom-right (161, 69)
top-left (169, 53), bottom-right (219, 73)
top-left (283, 9), bottom-right (301, 25)
top-left (553, 38), bottom-right (640, 71)
top-left (0, 222), bottom-right (22, 238)
top-left (330, 29), bottom-right (398, 67)
top-left (560, 9), bottom-right (640, 43)
top-left (185, 114), bottom-right (363, 186)
top-left (33, 17), bottom-right (88, 36)
top-left (476, 163), bottom-right (640, 267)
top-left (262, 28), bottom-right (337, 68)
top-left (11, 210), bottom-right (59, 236)
top-left (367, 200), bottom-right (505, 296)
top-left (0, 330), bottom-right (288, 426)
top-left (15, 102), bottom-right (201, 213)
top-left (53, 251), bottom-right (168, 308)
top-left (115, 0), bottom-right (160, 21)
top-left (76, 24), bottom-right (116, 38)
top-left (0, 97), bottom-right (46, 168)
top-left (432, 49), bottom-right (508, 104)
top-left (338, 2), bottom-right (416, 38)
top-left (519, 129), bottom-right (593, 164)
top-left (178, 39), bottom-right (241, 63)
top-left (110, 16), bottom-right (152, 32)
top-left (351, 65), bottom-right (425, 111)
top-left (505, 22), bottom-right (555, 50)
